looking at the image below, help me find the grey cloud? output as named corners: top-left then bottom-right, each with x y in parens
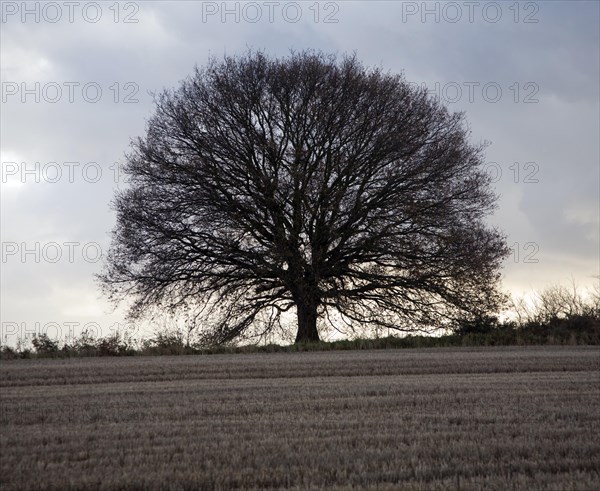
top-left (1, 0), bottom-right (598, 337)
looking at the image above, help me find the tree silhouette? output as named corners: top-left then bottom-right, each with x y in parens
top-left (99, 51), bottom-right (509, 344)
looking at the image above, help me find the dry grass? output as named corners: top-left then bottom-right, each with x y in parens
top-left (1, 346), bottom-right (599, 490)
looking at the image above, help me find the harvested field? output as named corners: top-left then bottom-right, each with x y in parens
top-left (1, 346), bottom-right (599, 490)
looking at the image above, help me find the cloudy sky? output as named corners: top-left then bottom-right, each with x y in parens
top-left (1, 0), bottom-right (599, 343)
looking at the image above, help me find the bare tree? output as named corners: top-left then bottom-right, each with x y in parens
top-left (510, 279), bottom-right (600, 326)
top-left (99, 51), bottom-right (509, 344)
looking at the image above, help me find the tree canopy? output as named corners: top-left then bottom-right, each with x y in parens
top-left (99, 50), bottom-right (509, 344)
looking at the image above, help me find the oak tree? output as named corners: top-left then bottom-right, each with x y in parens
top-left (100, 51), bottom-right (509, 344)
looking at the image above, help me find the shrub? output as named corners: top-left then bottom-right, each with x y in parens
top-left (31, 334), bottom-right (59, 356)
top-left (454, 315), bottom-right (499, 336)
top-left (141, 332), bottom-right (196, 355)
top-left (0, 345), bottom-right (19, 360)
top-left (96, 334), bottom-right (133, 356)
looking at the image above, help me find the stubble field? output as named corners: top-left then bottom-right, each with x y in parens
top-left (1, 346), bottom-right (599, 490)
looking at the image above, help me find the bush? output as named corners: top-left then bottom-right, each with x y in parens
top-left (96, 333), bottom-right (134, 356)
top-left (0, 345), bottom-right (19, 360)
top-left (454, 315), bottom-right (499, 336)
top-left (32, 334), bottom-right (59, 356)
top-left (140, 332), bottom-right (197, 355)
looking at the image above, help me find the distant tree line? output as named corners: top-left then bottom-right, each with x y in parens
top-left (1, 283), bottom-right (598, 360)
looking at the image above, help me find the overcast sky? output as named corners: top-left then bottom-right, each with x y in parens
top-left (1, 0), bottom-right (599, 344)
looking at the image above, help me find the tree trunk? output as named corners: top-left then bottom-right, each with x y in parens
top-left (295, 299), bottom-right (320, 343)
